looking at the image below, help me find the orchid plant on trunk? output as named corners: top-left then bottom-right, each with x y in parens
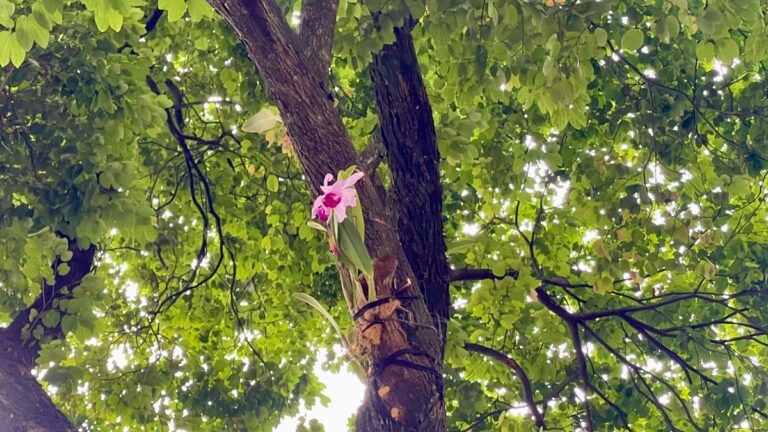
top-left (308, 166), bottom-right (376, 306)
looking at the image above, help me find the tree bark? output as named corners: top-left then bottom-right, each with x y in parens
top-left (370, 23), bottom-right (449, 345)
top-left (0, 330), bottom-right (73, 432)
top-left (0, 237), bottom-right (95, 431)
top-left (297, 0), bottom-right (339, 85)
top-left (206, 1), bottom-right (446, 430)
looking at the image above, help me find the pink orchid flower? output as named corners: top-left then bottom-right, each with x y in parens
top-left (311, 171), bottom-right (364, 223)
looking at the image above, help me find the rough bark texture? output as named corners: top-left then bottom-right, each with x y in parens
top-left (206, 1), bottom-right (446, 430)
top-left (370, 23), bottom-right (449, 344)
top-left (0, 238), bottom-right (95, 431)
top-left (0, 331), bottom-right (73, 432)
top-left (298, 0), bottom-right (339, 84)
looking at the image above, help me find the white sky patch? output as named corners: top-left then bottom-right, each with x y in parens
top-left (507, 404), bottom-right (530, 418)
top-left (462, 222), bottom-right (481, 236)
top-left (712, 58), bottom-right (729, 82)
top-left (688, 203), bottom-right (701, 216)
top-left (107, 343), bottom-right (134, 372)
top-left (275, 348), bottom-right (364, 431)
top-left (124, 280), bottom-right (139, 302)
top-left (582, 229), bottom-right (600, 244)
top-left (647, 162), bottom-right (666, 185)
top-left (549, 179), bottom-right (570, 208)
top-left (453, 296), bottom-right (468, 309)
top-left (525, 134), bottom-right (537, 150)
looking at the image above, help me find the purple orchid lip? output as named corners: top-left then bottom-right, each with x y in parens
top-left (322, 192), bottom-right (342, 208)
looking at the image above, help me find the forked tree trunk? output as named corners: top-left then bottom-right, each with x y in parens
top-left (207, 1), bottom-right (449, 430)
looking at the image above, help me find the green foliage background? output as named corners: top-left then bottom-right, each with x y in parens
top-left (0, 0), bottom-right (767, 430)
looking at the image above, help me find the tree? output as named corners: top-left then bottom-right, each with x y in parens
top-left (0, 0), bottom-right (767, 431)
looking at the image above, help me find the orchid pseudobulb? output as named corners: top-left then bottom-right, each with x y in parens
top-left (311, 171), bottom-right (364, 224)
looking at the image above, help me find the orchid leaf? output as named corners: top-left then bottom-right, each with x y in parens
top-left (336, 219), bottom-right (373, 278)
top-left (307, 221), bottom-right (326, 232)
top-left (292, 292), bottom-right (348, 348)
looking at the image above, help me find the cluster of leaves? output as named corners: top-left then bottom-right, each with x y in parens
top-left (1, 1), bottom-right (341, 430)
top-left (0, 0), bottom-right (766, 431)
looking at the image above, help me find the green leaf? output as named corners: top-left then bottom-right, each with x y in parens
top-left (14, 16), bottom-right (34, 51)
top-left (42, 0), bottom-right (59, 13)
top-left (292, 292), bottom-right (347, 347)
top-left (717, 38), bottom-right (739, 62)
top-left (336, 218), bottom-right (373, 278)
top-left (307, 221), bottom-right (327, 232)
top-left (194, 37), bottom-right (209, 50)
top-left (266, 175), bottom-right (279, 192)
top-left (0, 0), bottom-right (14, 27)
top-left (621, 29), bottom-right (644, 51)
top-left (41, 310), bottom-right (60, 328)
top-left (594, 27), bottom-right (608, 47)
top-left (593, 238), bottom-right (612, 261)
top-left (242, 107), bottom-right (282, 133)
top-left (27, 15), bottom-right (49, 48)
top-left (0, 31), bottom-right (11, 66)
top-left (60, 314), bottom-right (76, 334)
top-left (672, 224), bottom-right (689, 244)
top-left (9, 32), bottom-right (25, 66)
top-left (446, 238), bottom-right (479, 256)
top-left (93, 9), bottom-right (109, 32)
top-left (491, 261), bottom-right (507, 278)
top-left (592, 273), bottom-right (614, 295)
top-left (664, 16), bottom-right (680, 40)
top-left (107, 9), bottom-right (122, 32)
top-left (60, 250), bottom-right (73, 261)
top-left (159, 0), bottom-right (186, 22)
top-left (698, 260), bottom-right (716, 280)
top-left (337, 165), bottom-right (358, 181)
top-left (696, 40), bottom-right (716, 61)
top-left (698, 8), bottom-right (721, 36)
top-left (57, 262), bottom-right (70, 275)
top-left (187, 0), bottom-right (213, 22)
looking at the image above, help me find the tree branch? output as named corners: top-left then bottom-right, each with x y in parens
top-left (8, 236), bottom-right (96, 364)
top-left (298, 0), bottom-right (339, 85)
top-left (464, 343), bottom-right (545, 429)
top-left (370, 21), bottom-right (450, 342)
top-left (208, 0), bottom-right (357, 195)
top-left (449, 267), bottom-right (520, 282)
top-left (569, 322), bottom-right (594, 432)
top-left (359, 127), bottom-right (385, 173)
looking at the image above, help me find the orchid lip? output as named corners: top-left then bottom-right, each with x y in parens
top-left (322, 192), bottom-right (342, 208)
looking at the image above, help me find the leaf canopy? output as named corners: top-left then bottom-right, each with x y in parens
top-left (0, 0), bottom-right (767, 430)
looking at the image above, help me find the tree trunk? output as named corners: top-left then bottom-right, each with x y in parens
top-left (370, 22), bottom-right (449, 343)
top-left (0, 238), bottom-right (95, 431)
top-left (206, 1), bottom-right (447, 430)
top-left (0, 331), bottom-right (73, 432)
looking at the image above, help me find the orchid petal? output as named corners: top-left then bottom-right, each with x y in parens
top-left (320, 174), bottom-right (335, 193)
top-left (338, 171), bottom-right (364, 189)
top-left (312, 196), bottom-right (329, 221)
top-left (334, 203), bottom-right (349, 223)
top-left (340, 188), bottom-right (358, 208)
